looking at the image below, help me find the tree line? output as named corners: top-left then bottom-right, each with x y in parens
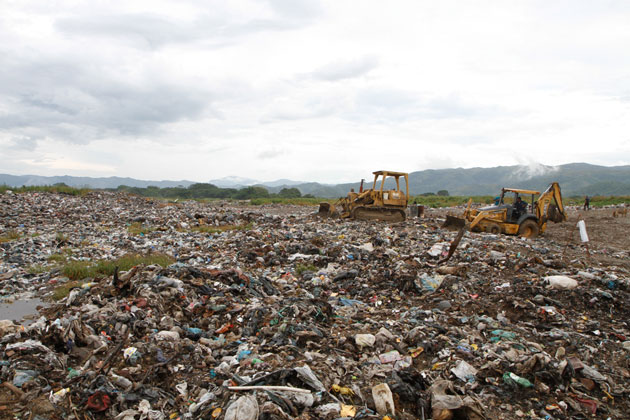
top-left (114, 183), bottom-right (306, 199)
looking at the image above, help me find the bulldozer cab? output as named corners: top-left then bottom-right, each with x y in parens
top-left (318, 170), bottom-right (410, 222)
top-left (371, 170), bottom-right (409, 207)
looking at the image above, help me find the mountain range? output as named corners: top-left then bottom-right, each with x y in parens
top-left (2, 163), bottom-right (629, 197)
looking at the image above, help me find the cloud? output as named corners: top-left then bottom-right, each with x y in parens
top-left (54, 1), bottom-right (322, 50)
top-left (4, 136), bottom-right (38, 151)
top-left (310, 56), bottom-right (379, 81)
top-left (350, 89), bottom-right (501, 123)
top-left (19, 157), bottom-right (116, 173)
top-left (512, 161), bottom-right (559, 180)
top-left (0, 54), bottom-right (213, 144)
top-left (257, 148), bottom-right (285, 159)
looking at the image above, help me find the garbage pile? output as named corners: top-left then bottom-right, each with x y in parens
top-left (1, 190), bottom-right (629, 419)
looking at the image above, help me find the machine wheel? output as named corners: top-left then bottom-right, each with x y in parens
top-left (518, 220), bottom-right (539, 238)
top-left (485, 223), bottom-right (501, 235)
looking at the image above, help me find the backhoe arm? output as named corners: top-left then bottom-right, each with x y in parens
top-left (536, 182), bottom-right (567, 223)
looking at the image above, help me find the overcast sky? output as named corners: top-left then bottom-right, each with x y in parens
top-left (1, 0), bottom-right (629, 184)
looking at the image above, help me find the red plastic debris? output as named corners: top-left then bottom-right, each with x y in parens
top-left (86, 391), bottom-right (111, 412)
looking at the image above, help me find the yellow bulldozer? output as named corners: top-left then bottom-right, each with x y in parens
top-left (318, 170), bottom-right (409, 222)
top-left (443, 182), bottom-right (567, 238)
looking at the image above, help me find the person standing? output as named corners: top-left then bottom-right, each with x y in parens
top-left (584, 196), bottom-right (590, 211)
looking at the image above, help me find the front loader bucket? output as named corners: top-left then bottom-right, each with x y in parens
top-left (318, 202), bottom-right (338, 218)
top-left (442, 215), bottom-right (466, 230)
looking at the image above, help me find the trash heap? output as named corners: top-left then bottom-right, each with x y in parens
top-left (1, 190), bottom-right (629, 419)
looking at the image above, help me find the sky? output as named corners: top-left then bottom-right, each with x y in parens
top-left (1, 0), bottom-right (630, 184)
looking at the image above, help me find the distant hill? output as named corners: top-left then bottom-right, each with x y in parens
top-left (208, 176), bottom-right (305, 188)
top-left (274, 163), bottom-right (630, 197)
top-left (2, 163), bottom-right (630, 197)
top-left (0, 174), bottom-right (195, 189)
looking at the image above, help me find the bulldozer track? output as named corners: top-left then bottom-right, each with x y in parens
top-left (351, 207), bottom-right (406, 222)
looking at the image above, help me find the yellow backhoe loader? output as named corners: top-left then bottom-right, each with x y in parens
top-left (318, 171), bottom-right (409, 222)
top-left (443, 182), bottom-right (567, 238)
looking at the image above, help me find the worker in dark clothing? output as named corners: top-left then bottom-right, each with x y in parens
top-left (584, 196), bottom-right (590, 211)
top-left (514, 196), bottom-right (527, 219)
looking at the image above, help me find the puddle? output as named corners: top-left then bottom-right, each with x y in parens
top-left (0, 299), bottom-right (44, 325)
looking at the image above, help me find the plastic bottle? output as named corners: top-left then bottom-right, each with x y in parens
top-left (503, 372), bottom-right (533, 387)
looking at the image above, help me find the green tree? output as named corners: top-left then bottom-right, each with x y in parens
top-left (278, 187), bottom-right (302, 198)
top-left (235, 186), bottom-right (270, 199)
top-left (437, 190), bottom-right (450, 196)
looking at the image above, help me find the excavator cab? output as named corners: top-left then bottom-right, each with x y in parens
top-left (495, 188), bottom-right (538, 222)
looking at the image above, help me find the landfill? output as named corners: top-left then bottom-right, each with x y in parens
top-left (1, 189), bottom-right (629, 419)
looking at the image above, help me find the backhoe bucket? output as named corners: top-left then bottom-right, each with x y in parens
top-left (318, 202), bottom-right (338, 218)
top-left (442, 215), bottom-right (466, 230)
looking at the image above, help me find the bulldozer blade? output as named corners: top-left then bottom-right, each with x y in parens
top-left (318, 202), bottom-right (338, 218)
top-left (442, 215), bottom-right (466, 230)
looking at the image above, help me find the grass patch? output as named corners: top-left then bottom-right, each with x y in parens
top-left (411, 195), bottom-right (630, 209)
top-left (0, 230), bottom-right (20, 243)
top-left (51, 281), bottom-right (81, 301)
top-left (55, 232), bottom-right (69, 242)
top-left (60, 253), bottom-right (175, 280)
top-left (191, 222), bottom-right (253, 234)
top-left (250, 197), bottom-right (322, 205)
top-left (93, 253), bottom-right (175, 276)
top-left (48, 253), bottom-right (68, 263)
top-left (411, 195), bottom-right (495, 208)
top-left (62, 261), bottom-right (93, 280)
top-left (296, 263), bottom-right (318, 276)
top-left (127, 222), bottom-right (156, 236)
top-left (27, 264), bottom-right (48, 275)
top-left (565, 195), bottom-right (630, 207)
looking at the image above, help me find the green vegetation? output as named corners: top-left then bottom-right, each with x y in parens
top-left (52, 281), bottom-right (82, 301)
top-left (250, 197), bottom-right (322, 205)
top-left (115, 183), bottom-right (273, 200)
top-left (127, 222), bottom-right (156, 236)
top-left (565, 195), bottom-right (630, 207)
top-left (411, 194), bottom-right (629, 208)
top-left (61, 253), bottom-right (174, 280)
top-left (55, 232), bottom-right (69, 242)
top-left (113, 183), bottom-right (319, 202)
top-left (278, 187), bottom-right (302, 198)
top-left (0, 183), bottom-right (89, 196)
top-left (48, 253), bottom-right (68, 264)
top-left (61, 261), bottom-right (94, 280)
top-left (296, 263), bottom-right (318, 276)
top-left (27, 264), bottom-right (48, 275)
top-left (412, 195), bottom-right (495, 208)
top-left (0, 229), bottom-right (20, 243)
